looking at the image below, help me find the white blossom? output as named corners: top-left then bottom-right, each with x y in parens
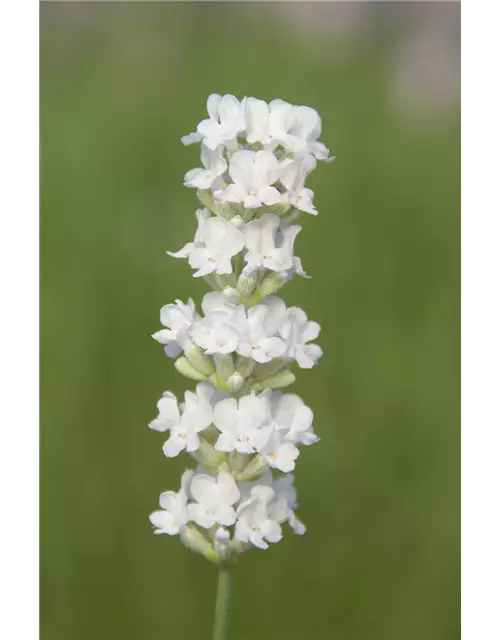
top-left (167, 208), bottom-right (211, 259)
top-left (148, 94), bottom-right (331, 562)
top-left (149, 383), bottom-right (215, 458)
top-left (213, 393), bottom-right (272, 454)
top-left (218, 150), bottom-right (283, 209)
top-left (187, 217), bottom-right (245, 277)
top-left (190, 310), bottom-right (242, 355)
top-left (243, 214), bottom-right (301, 274)
top-left (282, 105), bottom-right (331, 160)
top-left (236, 305), bottom-right (288, 363)
top-left (184, 143), bottom-right (227, 190)
top-left (235, 485), bottom-right (282, 550)
top-left (187, 472), bottom-right (240, 529)
top-left (279, 307), bottom-right (323, 369)
top-left (259, 429), bottom-right (300, 473)
top-left (280, 154), bottom-right (318, 215)
top-left (245, 98), bottom-right (295, 149)
top-left (149, 470), bottom-right (193, 535)
top-left (185, 94), bottom-right (246, 151)
top-left (152, 299), bottom-right (199, 358)
top-left (270, 392), bottom-right (318, 446)
top-left (268, 474), bottom-right (306, 535)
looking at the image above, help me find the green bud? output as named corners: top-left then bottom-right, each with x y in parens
top-left (236, 454), bottom-right (268, 481)
top-left (235, 355), bottom-right (256, 379)
top-left (257, 202), bottom-right (291, 217)
top-left (227, 372), bottom-right (244, 392)
top-left (258, 272), bottom-right (287, 298)
top-left (175, 357), bottom-right (207, 381)
top-left (228, 451), bottom-right (251, 473)
top-left (180, 524), bottom-right (218, 563)
top-left (230, 215), bottom-right (245, 229)
top-left (222, 286), bottom-right (240, 303)
top-left (214, 354), bottom-right (234, 383)
top-left (253, 370), bottom-right (296, 392)
top-left (237, 272), bottom-right (257, 296)
top-left (280, 207), bottom-right (301, 225)
top-left (253, 357), bottom-right (289, 381)
top-left (185, 345), bottom-right (215, 377)
top-left (196, 190), bottom-right (217, 214)
top-left (195, 437), bottom-right (226, 472)
top-left (215, 274), bottom-right (237, 290)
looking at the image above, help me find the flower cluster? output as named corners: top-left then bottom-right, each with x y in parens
top-left (149, 94), bottom-right (331, 563)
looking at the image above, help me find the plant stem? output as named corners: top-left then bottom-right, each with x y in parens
top-left (212, 564), bottom-right (232, 640)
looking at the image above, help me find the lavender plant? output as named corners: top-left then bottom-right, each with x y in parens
top-left (148, 94), bottom-right (332, 639)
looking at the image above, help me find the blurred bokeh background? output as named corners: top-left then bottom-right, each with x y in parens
top-left (40, 3), bottom-right (460, 639)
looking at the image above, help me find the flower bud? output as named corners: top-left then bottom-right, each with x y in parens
top-left (196, 189), bottom-right (217, 213)
top-left (185, 345), bottom-right (215, 377)
top-left (226, 372), bottom-right (244, 392)
top-left (229, 215), bottom-right (245, 229)
top-left (222, 286), bottom-right (240, 303)
top-left (258, 272), bottom-right (287, 298)
top-left (235, 356), bottom-right (256, 379)
top-left (214, 354), bottom-right (234, 383)
top-left (237, 454), bottom-right (268, 481)
top-left (195, 436), bottom-right (227, 472)
top-left (174, 356), bottom-right (207, 381)
top-left (264, 202), bottom-right (291, 216)
top-left (253, 370), bottom-right (296, 391)
top-left (237, 272), bottom-right (257, 296)
top-left (180, 524), bottom-right (218, 562)
top-left (253, 357), bottom-right (289, 381)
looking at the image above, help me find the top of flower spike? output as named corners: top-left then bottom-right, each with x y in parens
top-left (182, 94), bottom-right (333, 161)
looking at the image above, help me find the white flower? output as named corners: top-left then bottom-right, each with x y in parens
top-left (245, 98), bottom-right (294, 149)
top-left (259, 429), bottom-right (300, 473)
top-left (149, 470), bottom-right (193, 535)
top-left (187, 217), bottom-right (245, 277)
top-left (152, 299), bottom-right (199, 358)
top-left (191, 310), bottom-right (242, 355)
top-left (201, 290), bottom-right (241, 315)
top-left (256, 295), bottom-right (288, 334)
top-left (189, 94), bottom-right (246, 151)
top-left (235, 485), bottom-right (282, 550)
top-left (280, 154), bottom-right (318, 215)
top-left (268, 474), bottom-right (306, 535)
top-left (243, 214), bottom-right (301, 274)
top-left (270, 392), bottom-right (318, 446)
top-left (167, 208), bottom-right (211, 259)
top-left (149, 391), bottom-right (180, 432)
top-left (218, 150), bottom-right (283, 209)
top-left (285, 256), bottom-right (311, 281)
top-left (187, 472), bottom-right (240, 529)
top-left (213, 393), bottom-right (272, 454)
top-left (149, 383), bottom-right (215, 458)
top-left (283, 105), bottom-right (331, 160)
top-left (279, 307), bottom-right (322, 369)
top-left (236, 304), bottom-right (287, 363)
top-left (184, 143), bottom-right (227, 190)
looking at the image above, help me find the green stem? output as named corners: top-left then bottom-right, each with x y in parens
top-left (212, 564), bottom-right (232, 640)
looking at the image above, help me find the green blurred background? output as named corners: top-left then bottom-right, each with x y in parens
top-left (40, 3), bottom-right (460, 639)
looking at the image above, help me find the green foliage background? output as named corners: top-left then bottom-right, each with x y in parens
top-left (41, 3), bottom-right (460, 639)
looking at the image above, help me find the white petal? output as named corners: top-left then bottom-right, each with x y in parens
top-left (149, 510), bottom-right (179, 535)
top-left (229, 150), bottom-right (254, 190)
top-left (289, 511), bottom-right (307, 535)
top-left (213, 398), bottom-right (238, 434)
top-left (187, 503), bottom-right (215, 529)
top-left (214, 432), bottom-right (236, 452)
top-left (261, 520), bottom-right (282, 543)
top-left (162, 435), bottom-right (186, 458)
top-left (215, 505), bottom-right (237, 527)
top-left (206, 93), bottom-right (222, 120)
